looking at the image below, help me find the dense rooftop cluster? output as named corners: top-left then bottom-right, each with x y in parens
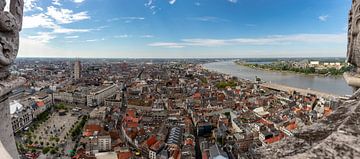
top-left (10, 58), bottom-right (340, 159)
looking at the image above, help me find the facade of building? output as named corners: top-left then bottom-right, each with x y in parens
top-left (98, 135), bottom-right (112, 152)
top-left (10, 101), bottom-right (33, 133)
top-left (87, 84), bottom-right (118, 107)
top-left (104, 93), bottom-right (122, 107)
top-left (74, 61), bottom-right (82, 80)
top-left (53, 91), bottom-right (87, 105)
top-left (54, 91), bottom-right (74, 103)
top-left (149, 141), bottom-right (165, 159)
top-left (167, 127), bottom-right (183, 146)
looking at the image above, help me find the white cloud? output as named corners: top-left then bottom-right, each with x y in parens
top-left (10, 0), bottom-right (44, 12)
top-left (188, 16), bottom-right (227, 22)
top-left (145, 0), bottom-right (154, 7)
top-left (113, 34), bottom-right (154, 39)
top-left (52, 0), bottom-right (61, 6)
top-left (46, 6), bottom-right (90, 24)
top-left (23, 13), bottom-right (57, 29)
top-left (121, 17), bottom-right (145, 20)
top-left (107, 18), bottom-right (119, 22)
top-left (228, 0), bottom-right (238, 3)
top-left (22, 4), bottom-right (92, 42)
top-left (318, 15), bottom-right (329, 22)
top-left (148, 33), bottom-right (346, 48)
top-left (169, 0), bottom-right (176, 5)
top-left (65, 36), bottom-right (79, 39)
top-left (23, 0), bottom-right (43, 12)
top-left (145, 0), bottom-right (159, 14)
top-left (140, 35), bottom-right (154, 38)
top-left (114, 34), bottom-right (131, 38)
top-left (23, 13), bottom-right (91, 34)
top-left (52, 27), bottom-right (90, 34)
top-left (86, 38), bottom-right (105, 42)
top-left (107, 17), bottom-right (145, 23)
top-left (22, 5), bottom-right (91, 42)
top-left (27, 32), bottom-right (56, 43)
top-left (148, 42), bottom-right (185, 48)
top-left (73, 0), bottom-right (85, 3)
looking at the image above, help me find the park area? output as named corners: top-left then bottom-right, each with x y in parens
top-left (16, 104), bottom-right (89, 157)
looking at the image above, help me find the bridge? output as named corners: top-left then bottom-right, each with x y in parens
top-left (259, 83), bottom-right (340, 99)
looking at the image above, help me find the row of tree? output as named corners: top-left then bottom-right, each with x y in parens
top-left (245, 63), bottom-right (353, 76)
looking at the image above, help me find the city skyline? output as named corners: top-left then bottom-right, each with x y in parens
top-left (18, 0), bottom-right (350, 58)
top-left (2, 1), bottom-right (359, 158)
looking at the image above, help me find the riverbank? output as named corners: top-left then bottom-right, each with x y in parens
top-left (202, 61), bottom-right (352, 95)
top-left (235, 61), bottom-right (347, 77)
top-left (201, 64), bottom-right (340, 99)
top-left (260, 83), bottom-right (340, 99)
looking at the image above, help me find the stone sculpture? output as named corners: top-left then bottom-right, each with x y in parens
top-left (0, 0), bottom-right (24, 158)
top-left (348, 1), bottom-right (358, 67)
top-left (0, 0), bottom-right (23, 79)
top-left (345, 0), bottom-right (360, 95)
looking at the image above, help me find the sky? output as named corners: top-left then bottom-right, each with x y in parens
top-left (11, 0), bottom-right (352, 58)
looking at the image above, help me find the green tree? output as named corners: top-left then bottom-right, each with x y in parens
top-left (42, 147), bottom-right (50, 154)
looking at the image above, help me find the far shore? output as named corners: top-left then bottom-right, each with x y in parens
top-left (200, 63), bottom-right (341, 99)
top-left (234, 61), bottom-right (344, 78)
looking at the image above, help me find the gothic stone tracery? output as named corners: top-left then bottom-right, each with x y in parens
top-left (0, 0), bottom-right (23, 79)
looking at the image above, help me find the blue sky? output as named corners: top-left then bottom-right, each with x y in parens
top-left (14, 0), bottom-right (351, 58)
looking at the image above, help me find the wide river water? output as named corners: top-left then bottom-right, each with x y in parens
top-left (203, 61), bottom-right (353, 96)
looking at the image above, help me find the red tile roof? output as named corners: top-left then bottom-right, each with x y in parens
top-left (145, 135), bottom-right (157, 147)
top-left (150, 140), bottom-right (164, 151)
top-left (265, 133), bottom-right (285, 144)
top-left (125, 122), bottom-right (138, 128)
top-left (126, 109), bottom-right (136, 118)
top-left (286, 122), bottom-right (297, 131)
top-left (83, 131), bottom-right (93, 137)
top-left (83, 124), bottom-right (102, 136)
top-left (193, 93), bottom-right (201, 99)
top-left (84, 124), bottom-right (102, 132)
top-left (184, 138), bottom-right (194, 146)
top-left (118, 151), bottom-right (133, 159)
top-left (324, 107), bottom-right (332, 117)
top-left (36, 101), bottom-right (45, 107)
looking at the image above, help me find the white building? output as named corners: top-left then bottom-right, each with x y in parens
top-left (149, 150), bottom-right (157, 159)
top-left (98, 135), bottom-right (112, 152)
top-left (94, 152), bottom-right (117, 159)
top-left (54, 91), bottom-right (74, 103)
top-left (310, 61), bottom-right (320, 66)
top-left (87, 84), bottom-right (118, 107)
top-left (89, 107), bottom-right (110, 120)
top-left (54, 90), bottom-right (87, 105)
top-left (10, 101), bottom-right (33, 133)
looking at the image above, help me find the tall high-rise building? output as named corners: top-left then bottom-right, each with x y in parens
top-left (74, 61), bottom-right (82, 80)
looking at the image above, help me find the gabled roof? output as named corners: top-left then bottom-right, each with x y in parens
top-left (145, 135), bottom-right (157, 147)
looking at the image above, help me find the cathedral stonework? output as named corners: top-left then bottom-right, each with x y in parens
top-left (344, 0), bottom-right (360, 94)
top-left (348, 0), bottom-right (360, 69)
top-left (0, 0), bottom-right (24, 158)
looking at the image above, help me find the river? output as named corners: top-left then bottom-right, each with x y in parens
top-left (203, 61), bottom-right (353, 96)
